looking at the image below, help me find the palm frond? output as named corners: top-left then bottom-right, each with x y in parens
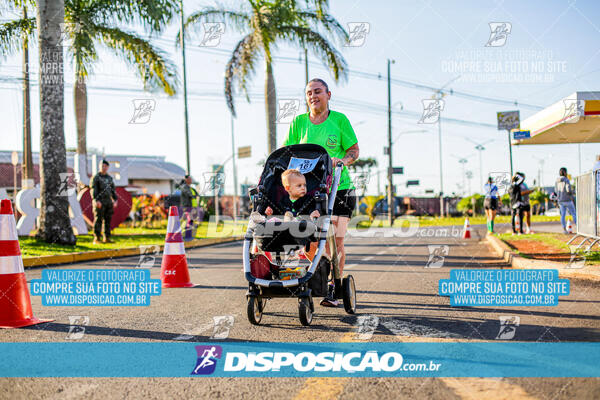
top-left (294, 11), bottom-right (348, 44)
top-left (94, 24), bottom-right (178, 95)
top-left (278, 25), bottom-right (348, 82)
top-left (224, 33), bottom-right (262, 116)
top-left (0, 17), bottom-right (35, 57)
top-left (83, 0), bottom-right (178, 33)
top-left (179, 7), bottom-right (251, 44)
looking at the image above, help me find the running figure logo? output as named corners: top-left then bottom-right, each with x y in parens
top-left (496, 316), bottom-right (520, 340)
top-left (418, 99), bottom-right (444, 124)
top-left (191, 345), bottom-right (223, 375)
top-left (425, 245), bottom-right (449, 268)
top-left (485, 22), bottom-right (511, 47)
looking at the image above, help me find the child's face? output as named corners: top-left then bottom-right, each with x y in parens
top-left (285, 175), bottom-right (307, 199)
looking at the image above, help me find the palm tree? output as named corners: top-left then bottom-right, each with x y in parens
top-left (65, 0), bottom-right (178, 179)
top-left (0, 1), bottom-right (35, 187)
top-left (36, 0), bottom-right (76, 244)
top-left (182, 0), bottom-right (348, 153)
top-left (3, 0), bottom-right (179, 181)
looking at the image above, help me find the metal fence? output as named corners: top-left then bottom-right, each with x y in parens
top-left (575, 172), bottom-right (596, 237)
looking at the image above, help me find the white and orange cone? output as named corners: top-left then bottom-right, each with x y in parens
top-left (515, 216), bottom-right (521, 233)
top-left (462, 217), bottom-right (471, 239)
top-left (0, 199), bottom-right (53, 328)
top-left (160, 206), bottom-right (194, 288)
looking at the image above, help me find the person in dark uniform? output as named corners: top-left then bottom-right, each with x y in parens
top-left (180, 175), bottom-right (199, 238)
top-left (91, 159), bottom-right (117, 244)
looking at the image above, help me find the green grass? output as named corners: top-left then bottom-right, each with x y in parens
top-left (355, 215), bottom-right (560, 228)
top-left (19, 219), bottom-right (248, 257)
top-left (19, 234), bottom-right (165, 258)
top-left (497, 232), bottom-right (570, 251)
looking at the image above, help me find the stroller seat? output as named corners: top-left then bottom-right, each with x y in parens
top-left (253, 219), bottom-right (319, 253)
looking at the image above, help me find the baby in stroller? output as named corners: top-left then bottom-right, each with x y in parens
top-left (265, 169), bottom-right (321, 221)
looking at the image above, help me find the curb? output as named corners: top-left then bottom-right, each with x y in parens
top-left (22, 236), bottom-right (243, 268)
top-left (485, 234), bottom-right (600, 283)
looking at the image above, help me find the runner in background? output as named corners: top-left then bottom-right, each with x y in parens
top-left (483, 177), bottom-right (499, 234)
top-left (517, 172), bottom-right (534, 234)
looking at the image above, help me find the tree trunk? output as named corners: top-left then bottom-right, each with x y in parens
top-left (21, 5), bottom-right (33, 188)
top-left (74, 65), bottom-right (88, 183)
top-left (265, 61), bottom-right (277, 154)
top-left (36, 0), bottom-right (76, 245)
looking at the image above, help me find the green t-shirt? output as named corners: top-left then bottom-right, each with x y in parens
top-left (283, 110), bottom-right (358, 190)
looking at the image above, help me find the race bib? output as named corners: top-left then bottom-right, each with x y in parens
top-left (287, 157), bottom-right (319, 174)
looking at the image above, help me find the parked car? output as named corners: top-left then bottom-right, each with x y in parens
top-left (372, 197), bottom-right (405, 219)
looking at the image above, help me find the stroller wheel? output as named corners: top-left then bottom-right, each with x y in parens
top-left (247, 296), bottom-right (264, 325)
top-left (298, 297), bottom-right (313, 326)
top-left (342, 275), bottom-right (357, 314)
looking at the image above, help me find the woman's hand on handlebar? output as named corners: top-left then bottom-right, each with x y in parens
top-left (331, 158), bottom-right (345, 167)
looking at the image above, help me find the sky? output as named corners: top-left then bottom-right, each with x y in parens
top-left (1, 0), bottom-right (599, 196)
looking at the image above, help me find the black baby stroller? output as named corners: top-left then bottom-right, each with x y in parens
top-left (243, 144), bottom-right (357, 326)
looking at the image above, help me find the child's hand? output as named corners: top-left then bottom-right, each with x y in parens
top-left (265, 206), bottom-right (273, 216)
top-left (310, 210), bottom-right (320, 219)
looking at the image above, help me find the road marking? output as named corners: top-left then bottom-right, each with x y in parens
top-left (441, 378), bottom-right (539, 400)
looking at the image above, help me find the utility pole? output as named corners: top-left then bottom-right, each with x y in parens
top-left (438, 109), bottom-right (444, 216)
top-left (506, 128), bottom-right (513, 177)
top-left (180, 0), bottom-right (191, 175)
top-left (387, 59), bottom-right (394, 226)
top-left (231, 116), bottom-right (238, 223)
top-left (22, 5), bottom-right (33, 189)
top-left (305, 49), bottom-right (309, 112)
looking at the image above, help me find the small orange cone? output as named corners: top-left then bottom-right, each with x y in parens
top-left (515, 216), bottom-right (521, 233)
top-left (160, 206), bottom-right (194, 288)
top-left (0, 199), bottom-right (53, 328)
top-left (566, 219), bottom-right (573, 234)
top-left (462, 217), bottom-right (471, 239)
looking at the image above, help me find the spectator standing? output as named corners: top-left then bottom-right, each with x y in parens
top-left (554, 167), bottom-right (577, 233)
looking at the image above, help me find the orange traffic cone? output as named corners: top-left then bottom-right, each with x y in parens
top-left (566, 219), bottom-right (573, 234)
top-left (462, 217), bottom-right (471, 239)
top-left (0, 199), bottom-right (53, 328)
top-left (160, 206), bottom-right (194, 288)
top-left (515, 215), bottom-right (521, 233)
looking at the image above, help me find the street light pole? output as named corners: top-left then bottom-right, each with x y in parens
top-left (231, 115), bottom-right (238, 222)
top-left (438, 111), bottom-right (444, 216)
top-left (387, 59), bottom-right (394, 226)
top-left (506, 129), bottom-right (514, 177)
top-left (180, 0), bottom-right (191, 175)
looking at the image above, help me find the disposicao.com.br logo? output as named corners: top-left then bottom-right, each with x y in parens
top-left (192, 348), bottom-right (441, 375)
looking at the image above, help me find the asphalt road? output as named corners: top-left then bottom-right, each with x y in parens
top-left (2, 226), bottom-right (599, 399)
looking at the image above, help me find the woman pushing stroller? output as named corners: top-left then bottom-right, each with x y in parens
top-left (282, 78), bottom-right (360, 307)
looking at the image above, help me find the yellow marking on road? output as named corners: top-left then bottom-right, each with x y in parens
top-left (293, 377), bottom-right (349, 400)
top-left (441, 377), bottom-right (539, 400)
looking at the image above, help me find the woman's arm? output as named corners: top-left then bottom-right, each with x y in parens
top-left (339, 143), bottom-right (360, 166)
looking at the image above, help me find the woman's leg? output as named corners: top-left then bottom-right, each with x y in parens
top-left (567, 201), bottom-right (577, 225)
top-left (511, 208), bottom-right (517, 233)
top-left (518, 208), bottom-right (524, 233)
top-left (559, 202), bottom-right (567, 231)
top-left (491, 209), bottom-right (497, 232)
top-left (333, 216), bottom-right (349, 277)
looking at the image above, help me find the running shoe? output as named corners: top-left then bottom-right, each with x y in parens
top-left (320, 284), bottom-right (339, 307)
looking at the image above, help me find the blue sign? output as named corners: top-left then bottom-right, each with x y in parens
top-left (1, 342), bottom-right (600, 377)
top-left (513, 130), bottom-right (531, 140)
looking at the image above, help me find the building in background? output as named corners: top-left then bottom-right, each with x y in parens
top-left (0, 151), bottom-right (186, 196)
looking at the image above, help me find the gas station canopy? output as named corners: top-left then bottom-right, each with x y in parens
top-left (513, 91), bottom-right (600, 145)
